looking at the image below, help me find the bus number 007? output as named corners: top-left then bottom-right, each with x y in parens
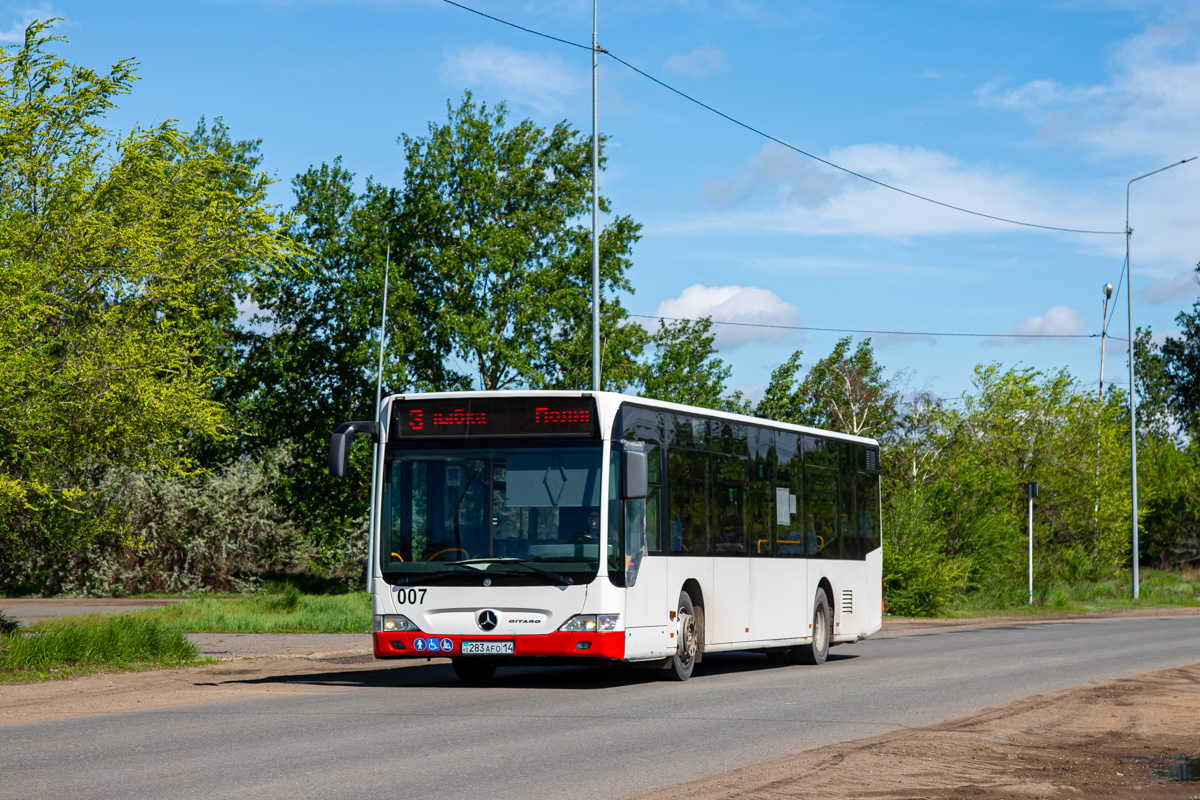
top-left (396, 588), bottom-right (426, 605)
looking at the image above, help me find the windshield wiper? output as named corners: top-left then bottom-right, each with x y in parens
top-left (455, 557), bottom-right (575, 586)
top-left (388, 564), bottom-right (486, 585)
top-left (387, 564), bottom-right (549, 586)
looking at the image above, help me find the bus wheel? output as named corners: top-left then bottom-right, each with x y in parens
top-left (793, 589), bottom-right (830, 666)
top-left (663, 592), bottom-right (700, 681)
top-left (451, 658), bottom-right (497, 682)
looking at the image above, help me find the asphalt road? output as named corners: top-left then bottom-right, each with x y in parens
top-left (3, 615), bottom-right (1200, 800)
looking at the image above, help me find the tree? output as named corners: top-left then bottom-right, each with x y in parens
top-left (756, 337), bottom-right (897, 438)
top-left (640, 317), bottom-right (736, 409)
top-left (227, 159), bottom-right (461, 561)
top-left (0, 22), bottom-right (295, 575)
top-left (1160, 263), bottom-right (1200, 438)
top-left (397, 92), bottom-right (645, 391)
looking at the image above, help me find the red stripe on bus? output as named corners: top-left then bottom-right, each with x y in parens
top-left (373, 631), bottom-right (625, 660)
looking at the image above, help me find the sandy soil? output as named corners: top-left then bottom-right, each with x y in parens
top-left (3, 610), bottom-right (1200, 798)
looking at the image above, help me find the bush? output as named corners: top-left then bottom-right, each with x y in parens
top-left (883, 487), bottom-right (968, 616)
top-left (0, 450), bottom-right (308, 596)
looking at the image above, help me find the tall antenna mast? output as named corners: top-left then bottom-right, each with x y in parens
top-left (590, 0), bottom-right (601, 391)
top-left (366, 218), bottom-right (392, 592)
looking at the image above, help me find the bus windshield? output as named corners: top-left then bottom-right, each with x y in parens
top-left (380, 443), bottom-right (604, 585)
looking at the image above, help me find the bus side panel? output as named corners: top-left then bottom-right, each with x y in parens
top-left (625, 555), bottom-right (668, 628)
top-left (709, 558), bottom-right (750, 644)
top-left (862, 546), bottom-right (883, 638)
top-left (750, 558), bottom-right (807, 641)
top-left (623, 555), bottom-right (674, 660)
top-left (809, 559), bottom-right (872, 643)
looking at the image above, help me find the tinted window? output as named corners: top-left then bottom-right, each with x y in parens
top-left (805, 466), bottom-right (838, 558)
top-left (857, 471), bottom-right (881, 553)
top-left (747, 428), bottom-right (773, 557)
top-left (667, 447), bottom-right (710, 555)
top-left (712, 454), bottom-right (747, 555)
top-left (775, 432), bottom-right (804, 557)
top-left (838, 443), bottom-right (858, 559)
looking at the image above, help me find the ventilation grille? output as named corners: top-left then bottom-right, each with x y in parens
top-left (865, 448), bottom-right (879, 474)
top-left (842, 589), bottom-right (854, 614)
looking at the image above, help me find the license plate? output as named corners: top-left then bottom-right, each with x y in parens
top-left (461, 640), bottom-right (515, 655)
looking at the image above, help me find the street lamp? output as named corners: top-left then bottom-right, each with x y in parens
top-left (1125, 157), bottom-right (1195, 600)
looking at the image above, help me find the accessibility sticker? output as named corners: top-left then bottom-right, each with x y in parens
top-left (426, 637), bottom-right (441, 652)
top-left (413, 638), bottom-right (426, 652)
top-left (440, 638), bottom-right (454, 652)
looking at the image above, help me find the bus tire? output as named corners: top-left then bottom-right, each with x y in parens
top-left (663, 591), bottom-right (700, 681)
top-left (793, 588), bottom-right (830, 666)
top-left (451, 658), bottom-right (497, 682)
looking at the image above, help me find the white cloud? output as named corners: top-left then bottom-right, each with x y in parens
top-left (1143, 269), bottom-right (1200, 304)
top-left (663, 45), bottom-right (728, 78)
top-left (0, 4), bottom-right (54, 43)
top-left (652, 284), bottom-right (801, 350)
top-left (986, 305), bottom-right (1088, 346)
top-left (441, 45), bottom-right (584, 115)
top-left (672, 142), bottom-right (1114, 238)
top-left (975, 12), bottom-right (1200, 160)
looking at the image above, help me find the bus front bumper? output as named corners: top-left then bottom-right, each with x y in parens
top-left (373, 631), bottom-right (625, 660)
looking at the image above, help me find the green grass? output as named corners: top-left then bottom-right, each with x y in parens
top-left (131, 581), bottom-right (372, 633)
top-left (939, 567), bottom-right (1200, 617)
top-left (0, 615), bottom-right (200, 683)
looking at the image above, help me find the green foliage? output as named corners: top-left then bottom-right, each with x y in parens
top-left (397, 92), bottom-right (646, 392)
top-left (0, 610), bottom-right (19, 635)
top-left (641, 316), bottom-right (736, 409)
top-left (0, 616), bottom-right (198, 679)
top-left (882, 487), bottom-right (968, 616)
top-left (0, 22), bottom-right (297, 574)
top-left (1139, 439), bottom-right (1200, 569)
top-left (757, 338), bottom-right (897, 437)
top-left (1159, 264), bottom-right (1200, 439)
top-left (1, 452), bottom-right (305, 596)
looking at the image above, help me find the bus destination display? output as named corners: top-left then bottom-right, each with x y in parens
top-left (392, 397), bottom-right (598, 439)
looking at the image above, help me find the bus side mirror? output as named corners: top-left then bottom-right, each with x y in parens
top-left (328, 421), bottom-right (379, 478)
top-left (621, 448), bottom-right (648, 500)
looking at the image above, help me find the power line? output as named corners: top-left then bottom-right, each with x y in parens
top-left (438, 0), bottom-right (1125, 237)
top-left (630, 313), bottom-right (1127, 342)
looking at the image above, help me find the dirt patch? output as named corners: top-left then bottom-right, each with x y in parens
top-left (631, 663), bottom-right (1200, 800)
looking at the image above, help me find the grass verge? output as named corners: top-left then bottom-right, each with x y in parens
top-left (941, 567), bottom-right (1200, 617)
top-left (0, 615), bottom-right (201, 683)
top-left (123, 582), bottom-right (371, 634)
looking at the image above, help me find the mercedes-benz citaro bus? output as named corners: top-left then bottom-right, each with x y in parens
top-left (329, 391), bottom-right (882, 682)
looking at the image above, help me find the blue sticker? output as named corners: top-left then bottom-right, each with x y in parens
top-left (440, 638), bottom-right (454, 652)
top-left (413, 638), bottom-right (426, 652)
top-left (427, 637), bottom-right (441, 652)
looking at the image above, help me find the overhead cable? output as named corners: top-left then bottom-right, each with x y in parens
top-left (630, 313), bottom-right (1126, 342)
top-left (438, 0), bottom-right (1125, 237)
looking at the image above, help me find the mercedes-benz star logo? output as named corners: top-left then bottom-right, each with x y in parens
top-left (477, 610), bottom-right (498, 632)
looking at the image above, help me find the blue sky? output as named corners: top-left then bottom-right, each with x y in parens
top-left (6, 0), bottom-right (1199, 402)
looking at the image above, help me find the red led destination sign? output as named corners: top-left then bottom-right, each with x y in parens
top-left (391, 397), bottom-right (598, 439)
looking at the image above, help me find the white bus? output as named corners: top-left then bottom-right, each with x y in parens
top-left (329, 391), bottom-right (882, 681)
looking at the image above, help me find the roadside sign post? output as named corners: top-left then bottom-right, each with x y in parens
top-left (1027, 482), bottom-right (1038, 604)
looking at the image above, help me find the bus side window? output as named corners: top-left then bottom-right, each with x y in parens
top-left (667, 447), bottom-right (710, 555)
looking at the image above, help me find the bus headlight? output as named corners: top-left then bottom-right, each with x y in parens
top-left (559, 614), bottom-right (619, 633)
top-left (375, 614), bottom-right (421, 633)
